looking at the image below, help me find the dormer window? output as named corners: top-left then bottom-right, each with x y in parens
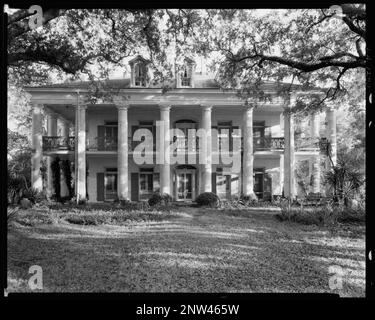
top-left (129, 55), bottom-right (150, 87)
top-left (134, 63), bottom-right (146, 87)
top-left (178, 58), bottom-right (195, 88)
top-left (181, 65), bottom-right (192, 87)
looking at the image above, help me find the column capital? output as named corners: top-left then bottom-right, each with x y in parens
top-left (243, 104), bottom-right (255, 111)
top-left (116, 104), bottom-right (129, 111)
top-left (77, 104), bottom-right (88, 110)
top-left (32, 103), bottom-right (44, 112)
top-left (325, 103), bottom-right (336, 112)
top-left (46, 109), bottom-right (59, 119)
top-left (159, 104), bottom-right (171, 112)
top-left (201, 104), bottom-right (213, 111)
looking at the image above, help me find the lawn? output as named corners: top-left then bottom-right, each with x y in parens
top-left (7, 206), bottom-right (365, 296)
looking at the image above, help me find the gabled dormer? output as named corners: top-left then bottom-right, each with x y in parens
top-left (129, 55), bottom-right (150, 88)
top-left (177, 57), bottom-right (196, 88)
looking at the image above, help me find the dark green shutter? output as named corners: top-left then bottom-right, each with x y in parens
top-left (131, 126), bottom-right (139, 151)
top-left (97, 172), bottom-right (105, 201)
top-left (97, 126), bottom-right (105, 151)
top-left (131, 172), bottom-right (139, 201)
top-left (212, 172), bottom-right (217, 194)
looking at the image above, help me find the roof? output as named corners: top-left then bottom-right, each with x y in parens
top-left (25, 74), bottom-right (220, 90)
top-left (24, 74), bottom-right (322, 92)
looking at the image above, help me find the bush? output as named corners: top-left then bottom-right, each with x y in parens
top-left (148, 192), bottom-right (172, 206)
top-left (22, 188), bottom-right (46, 204)
top-left (275, 202), bottom-right (365, 226)
top-left (196, 192), bottom-right (220, 207)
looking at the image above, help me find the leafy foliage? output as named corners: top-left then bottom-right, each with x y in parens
top-left (196, 192), bottom-right (220, 207)
top-left (148, 192), bottom-right (173, 206)
top-left (325, 157), bottom-right (364, 206)
top-left (191, 6), bottom-right (366, 113)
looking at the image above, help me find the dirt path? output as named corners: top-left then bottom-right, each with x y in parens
top-left (7, 207), bottom-right (365, 296)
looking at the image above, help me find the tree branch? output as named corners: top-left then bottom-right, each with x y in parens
top-left (233, 53), bottom-right (365, 72)
top-left (8, 9), bottom-right (67, 41)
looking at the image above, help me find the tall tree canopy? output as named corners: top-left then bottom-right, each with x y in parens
top-left (7, 8), bottom-right (198, 86)
top-left (191, 5), bottom-right (366, 113)
top-left (7, 6), bottom-right (366, 112)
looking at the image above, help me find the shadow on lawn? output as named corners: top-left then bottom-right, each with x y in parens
top-left (7, 209), bottom-right (365, 295)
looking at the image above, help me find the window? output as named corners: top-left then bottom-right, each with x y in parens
top-left (181, 65), bottom-right (192, 87)
top-left (134, 63), bottom-right (147, 87)
top-left (105, 168), bottom-right (117, 200)
top-left (218, 122), bottom-right (232, 152)
top-left (139, 168), bottom-right (154, 200)
top-left (97, 123), bottom-right (118, 151)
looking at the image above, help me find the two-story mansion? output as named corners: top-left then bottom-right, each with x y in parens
top-left (25, 56), bottom-right (337, 203)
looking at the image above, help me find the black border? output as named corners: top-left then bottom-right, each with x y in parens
top-left (1, 0), bottom-right (373, 310)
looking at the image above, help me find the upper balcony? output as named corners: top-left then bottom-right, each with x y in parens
top-left (42, 136), bottom-right (324, 153)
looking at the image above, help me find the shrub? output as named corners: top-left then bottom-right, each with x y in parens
top-left (196, 192), bottom-right (220, 207)
top-left (275, 202), bottom-right (365, 227)
top-left (148, 192), bottom-right (172, 206)
top-left (22, 188), bottom-right (46, 204)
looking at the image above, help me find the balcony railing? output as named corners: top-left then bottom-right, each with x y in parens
top-left (295, 137), bottom-right (320, 151)
top-left (87, 137), bottom-right (118, 151)
top-left (43, 136), bottom-right (75, 151)
top-left (42, 136), bottom-right (322, 153)
top-left (253, 137), bottom-right (285, 150)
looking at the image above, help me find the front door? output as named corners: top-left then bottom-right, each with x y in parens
top-left (176, 170), bottom-right (195, 201)
top-left (254, 172), bottom-right (264, 199)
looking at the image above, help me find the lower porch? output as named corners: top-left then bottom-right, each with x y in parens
top-left (43, 154), bottom-right (322, 203)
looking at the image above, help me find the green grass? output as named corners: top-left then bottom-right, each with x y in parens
top-left (7, 206), bottom-right (365, 296)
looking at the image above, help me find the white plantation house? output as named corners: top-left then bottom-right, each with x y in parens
top-left (25, 55), bottom-right (337, 203)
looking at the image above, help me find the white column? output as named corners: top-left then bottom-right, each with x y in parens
top-left (46, 111), bottom-right (58, 198)
top-left (310, 113), bottom-right (321, 193)
top-left (76, 105), bottom-right (87, 202)
top-left (74, 107), bottom-right (78, 195)
top-left (201, 105), bottom-right (212, 193)
top-left (59, 118), bottom-right (70, 198)
top-left (117, 104), bottom-right (129, 200)
top-left (242, 106), bottom-right (256, 198)
top-left (284, 109), bottom-right (296, 198)
top-left (326, 107), bottom-right (337, 168)
top-left (160, 105), bottom-right (171, 195)
top-left (31, 103), bottom-right (43, 191)
top-left (60, 119), bottom-right (70, 140)
top-left (279, 154), bottom-right (284, 196)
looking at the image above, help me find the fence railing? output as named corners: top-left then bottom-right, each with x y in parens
top-left (42, 136), bottom-right (75, 151)
top-left (42, 136), bottom-right (324, 153)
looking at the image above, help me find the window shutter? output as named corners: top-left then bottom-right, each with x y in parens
top-left (131, 125), bottom-right (139, 151)
top-left (230, 126), bottom-right (239, 152)
top-left (263, 173), bottom-right (272, 201)
top-left (97, 172), bottom-right (105, 201)
top-left (153, 173), bottom-right (160, 192)
top-left (195, 171), bottom-right (199, 198)
top-left (211, 172), bottom-right (217, 194)
top-left (211, 126), bottom-right (218, 152)
top-left (226, 175), bottom-right (231, 198)
top-left (97, 126), bottom-right (105, 151)
top-left (152, 125), bottom-right (156, 152)
top-left (131, 172), bottom-right (139, 201)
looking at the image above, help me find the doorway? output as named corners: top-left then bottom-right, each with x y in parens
top-left (175, 168), bottom-right (196, 201)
